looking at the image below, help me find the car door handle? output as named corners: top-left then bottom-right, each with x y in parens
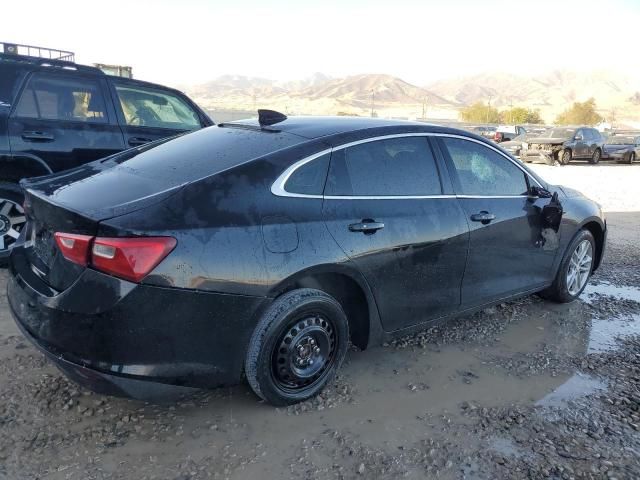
top-left (21, 131), bottom-right (54, 142)
top-left (128, 137), bottom-right (152, 147)
top-left (349, 221), bottom-right (385, 234)
top-left (470, 211), bottom-right (496, 223)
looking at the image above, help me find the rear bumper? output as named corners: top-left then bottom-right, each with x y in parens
top-left (8, 245), bottom-right (269, 397)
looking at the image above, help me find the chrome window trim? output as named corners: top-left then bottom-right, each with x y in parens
top-left (270, 132), bottom-right (541, 199)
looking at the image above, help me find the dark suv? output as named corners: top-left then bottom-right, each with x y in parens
top-left (0, 43), bottom-right (212, 259)
top-left (521, 127), bottom-right (604, 165)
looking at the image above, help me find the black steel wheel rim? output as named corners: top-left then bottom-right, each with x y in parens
top-left (272, 313), bottom-right (337, 391)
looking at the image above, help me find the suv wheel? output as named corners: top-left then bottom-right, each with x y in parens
top-left (560, 149), bottom-right (572, 165)
top-left (0, 182), bottom-right (26, 265)
top-left (590, 148), bottom-right (601, 165)
top-left (245, 288), bottom-right (349, 406)
top-left (627, 152), bottom-right (635, 164)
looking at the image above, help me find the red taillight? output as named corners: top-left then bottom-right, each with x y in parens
top-left (91, 237), bottom-right (177, 283)
top-left (495, 132), bottom-right (503, 142)
top-left (54, 233), bottom-right (176, 282)
top-left (54, 233), bottom-right (93, 266)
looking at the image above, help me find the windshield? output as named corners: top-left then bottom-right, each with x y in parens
top-left (545, 128), bottom-right (576, 139)
top-left (607, 136), bottom-right (635, 145)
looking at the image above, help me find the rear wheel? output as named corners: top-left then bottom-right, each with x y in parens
top-left (560, 149), bottom-right (572, 165)
top-left (589, 148), bottom-right (601, 165)
top-left (540, 229), bottom-right (595, 303)
top-left (245, 288), bottom-right (349, 406)
top-left (0, 182), bottom-right (26, 266)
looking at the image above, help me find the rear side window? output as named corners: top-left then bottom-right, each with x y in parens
top-left (326, 137), bottom-right (442, 196)
top-left (13, 73), bottom-right (107, 123)
top-left (284, 153), bottom-right (330, 195)
top-left (441, 137), bottom-right (527, 196)
top-left (114, 84), bottom-right (201, 130)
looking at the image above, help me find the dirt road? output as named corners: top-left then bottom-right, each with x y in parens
top-left (1, 165), bottom-right (639, 479)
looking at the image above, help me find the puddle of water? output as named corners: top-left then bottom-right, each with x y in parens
top-left (581, 281), bottom-right (640, 304)
top-left (535, 373), bottom-right (606, 408)
top-left (588, 314), bottom-right (640, 353)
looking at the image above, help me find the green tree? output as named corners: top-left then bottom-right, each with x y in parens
top-left (500, 107), bottom-right (544, 124)
top-left (555, 98), bottom-right (603, 125)
top-left (460, 102), bottom-right (500, 123)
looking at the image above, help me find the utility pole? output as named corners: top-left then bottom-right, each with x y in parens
top-left (486, 95), bottom-right (493, 123)
top-left (422, 96), bottom-right (428, 120)
top-left (371, 90), bottom-right (375, 117)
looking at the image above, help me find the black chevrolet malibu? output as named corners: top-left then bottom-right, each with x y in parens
top-left (8, 112), bottom-right (606, 406)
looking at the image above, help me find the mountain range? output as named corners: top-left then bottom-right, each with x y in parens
top-left (185, 70), bottom-right (640, 126)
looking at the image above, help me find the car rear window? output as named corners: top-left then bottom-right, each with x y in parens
top-left (107, 126), bottom-right (304, 186)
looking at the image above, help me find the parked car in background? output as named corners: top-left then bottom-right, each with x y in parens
top-left (8, 113), bottom-right (606, 406)
top-left (0, 42), bottom-right (213, 260)
top-left (521, 127), bottom-right (604, 165)
top-left (499, 132), bottom-right (538, 158)
top-left (602, 134), bottom-right (640, 164)
top-left (470, 125), bottom-right (497, 139)
top-left (494, 125), bottom-right (527, 143)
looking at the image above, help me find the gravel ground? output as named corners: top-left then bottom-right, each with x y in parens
top-left (1, 165), bottom-right (639, 479)
top-left (529, 161), bottom-right (640, 212)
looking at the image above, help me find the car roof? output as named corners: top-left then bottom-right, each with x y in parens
top-left (228, 115), bottom-right (474, 141)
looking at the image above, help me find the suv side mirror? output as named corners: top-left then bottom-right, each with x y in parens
top-left (574, 134), bottom-right (583, 141)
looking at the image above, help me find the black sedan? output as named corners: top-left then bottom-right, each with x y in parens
top-left (602, 135), bottom-right (640, 163)
top-left (7, 112), bottom-right (606, 406)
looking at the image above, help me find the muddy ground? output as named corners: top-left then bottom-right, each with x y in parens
top-left (1, 167), bottom-right (640, 479)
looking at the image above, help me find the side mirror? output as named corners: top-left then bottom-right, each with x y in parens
top-left (574, 135), bottom-right (583, 141)
top-left (528, 185), bottom-right (552, 199)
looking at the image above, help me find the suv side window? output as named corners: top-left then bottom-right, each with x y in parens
top-left (590, 129), bottom-right (600, 141)
top-left (326, 137), bottom-right (442, 196)
top-left (13, 73), bottom-right (107, 123)
top-left (114, 84), bottom-right (201, 130)
top-left (441, 137), bottom-right (528, 196)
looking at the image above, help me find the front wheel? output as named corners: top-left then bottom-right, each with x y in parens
top-left (627, 152), bottom-right (635, 164)
top-left (0, 182), bottom-right (27, 266)
top-left (589, 148), bottom-right (601, 165)
top-left (540, 229), bottom-right (595, 303)
top-left (560, 149), bottom-right (572, 165)
top-left (245, 288), bottom-right (349, 406)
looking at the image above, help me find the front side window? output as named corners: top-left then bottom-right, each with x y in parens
top-left (441, 138), bottom-right (528, 196)
top-left (114, 84), bottom-right (201, 130)
top-left (326, 137), bottom-right (442, 196)
top-left (13, 74), bottom-right (107, 123)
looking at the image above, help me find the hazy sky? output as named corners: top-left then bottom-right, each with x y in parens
top-left (4, 0), bottom-right (639, 88)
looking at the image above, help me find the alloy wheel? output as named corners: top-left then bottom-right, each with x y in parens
top-left (272, 314), bottom-right (336, 391)
top-left (0, 198), bottom-right (26, 252)
top-left (566, 239), bottom-right (593, 296)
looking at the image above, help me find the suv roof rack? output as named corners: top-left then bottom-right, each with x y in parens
top-left (1, 41), bottom-right (103, 74)
top-left (1, 41), bottom-right (75, 62)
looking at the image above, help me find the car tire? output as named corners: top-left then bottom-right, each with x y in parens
top-left (560, 149), bottom-right (572, 165)
top-left (540, 229), bottom-right (596, 303)
top-left (627, 152), bottom-right (635, 164)
top-left (589, 148), bottom-right (601, 165)
top-left (0, 182), bottom-right (26, 267)
top-left (245, 288), bottom-right (349, 406)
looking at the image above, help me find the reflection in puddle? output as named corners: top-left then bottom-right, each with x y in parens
top-left (536, 373), bottom-right (606, 408)
top-left (588, 314), bottom-right (640, 353)
top-left (581, 281), bottom-right (640, 304)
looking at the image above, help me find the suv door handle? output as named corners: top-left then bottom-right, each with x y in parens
top-left (349, 221), bottom-right (385, 234)
top-left (470, 211), bottom-right (496, 224)
top-left (128, 137), bottom-right (152, 147)
top-left (21, 131), bottom-right (54, 142)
